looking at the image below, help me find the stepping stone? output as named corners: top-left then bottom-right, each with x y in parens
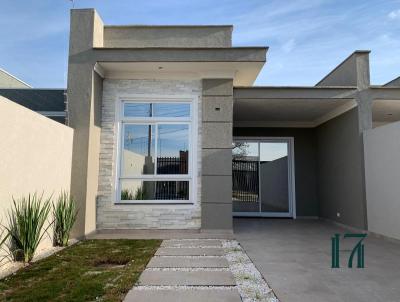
top-left (161, 239), bottom-right (223, 247)
top-left (155, 247), bottom-right (225, 256)
top-left (138, 270), bottom-right (236, 286)
top-left (124, 289), bottom-right (241, 302)
top-left (148, 256), bottom-right (229, 268)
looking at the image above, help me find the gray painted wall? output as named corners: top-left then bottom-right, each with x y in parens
top-left (316, 51), bottom-right (370, 88)
top-left (316, 108), bottom-right (367, 229)
top-left (233, 127), bottom-right (318, 217)
top-left (103, 26), bottom-right (232, 48)
top-left (201, 79), bottom-right (233, 230)
top-left (260, 157), bottom-right (289, 212)
top-left (364, 121), bottom-right (400, 240)
top-left (68, 9), bottom-right (104, 237)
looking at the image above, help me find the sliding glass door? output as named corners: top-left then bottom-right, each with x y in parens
top-left (232, 138), bottom-right (295, 217)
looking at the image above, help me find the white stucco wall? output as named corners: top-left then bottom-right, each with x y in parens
top-left (97, 79), bottom-right (202, 229)
top-left (0, 96), bottom-right (73, 251)
top-left (364, 121), bottom-right (400, 240)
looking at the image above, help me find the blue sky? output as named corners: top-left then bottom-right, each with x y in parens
top-left (0, 0), bottom-right (399, 88)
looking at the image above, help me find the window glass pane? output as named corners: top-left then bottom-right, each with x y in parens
top-left (122, 124), bottom-right (155, 176)
top-left (153, 103), bottom-right (190, 117)
top-left (123, 102), bottom-right (190, 118)
top-left (124, 103), bottom-right (151, 117)
top-left (120, 180), bottom-right (189, 201)
top-left (157, 124), bottom-right (189, 174)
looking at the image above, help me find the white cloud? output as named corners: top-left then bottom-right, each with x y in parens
top-left (388, 9), bottom-right (400, 20)
top-left (282, 39), bottom-right (296, 53)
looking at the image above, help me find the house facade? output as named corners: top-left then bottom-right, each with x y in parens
top-left (67, 9), bottom-right (400, 238)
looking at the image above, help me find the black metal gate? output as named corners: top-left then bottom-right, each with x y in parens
top-left (232, 160), bottom-right (259, 202)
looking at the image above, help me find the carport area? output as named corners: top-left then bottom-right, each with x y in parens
top-left (233, 86), bottom-right (367, 228)
top-left (234, 218), bottom-right (400, 302)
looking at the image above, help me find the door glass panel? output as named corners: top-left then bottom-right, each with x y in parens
top-left (122, 124), bottom-right (155, 176)
top-left (157, 124), bottom-right (189, 174)
top-left (259, 142), bottom-right (289, 213)
top-left (232, 142), bottom-right (260, 212)
top-left (120, 180), bottom-right (189, 201)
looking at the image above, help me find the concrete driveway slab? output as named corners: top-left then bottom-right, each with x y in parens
top-left (147, 256), bottom-right (229, 268)
top-left (234, 218), bottom-right (400, 302)
top-left (161, 239), bottom-right (223, 247)
top-left (138, 270), bottom-right (236, 286)
top-left (155, 247), bottom-right (225, 256)
top-left (124, 289), bottom-right (242, 302)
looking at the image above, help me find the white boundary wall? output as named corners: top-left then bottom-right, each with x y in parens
top-left (364, 122), bottom-right (400, 240)
top-left (0, 96), bottom-right (73, 250)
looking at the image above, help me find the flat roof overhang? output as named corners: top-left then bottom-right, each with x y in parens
top-left (233, 86), bottom-right (358, 128)
top-left (92, 47), bottom-right (267, 62)
top-left (90, 47), bottom-right (267, 86)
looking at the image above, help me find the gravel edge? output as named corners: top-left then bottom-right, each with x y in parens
top-left (223, 240), bottom-right (279, 302)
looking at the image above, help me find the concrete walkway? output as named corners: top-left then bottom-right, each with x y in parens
top-left (124, 239), bottom-right (241, 302)
top-left (235, 218), bottom-right (400, 302)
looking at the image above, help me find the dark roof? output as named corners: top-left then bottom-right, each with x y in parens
top-left (0, 88), bottom-right (66, 112)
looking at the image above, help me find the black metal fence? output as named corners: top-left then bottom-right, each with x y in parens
top-left (232, 160), bottom-right (259, 202)
top-left (157, 156), bottom-right (188, 174)
top-left (155, 181), bottom-right (189, 200)
top-left (155, 153), bottom-right (189, 199)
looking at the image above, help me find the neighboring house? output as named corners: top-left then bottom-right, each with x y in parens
top-left (384, 76), bottom-right (400, 87)
top-left (61, 9), bottom-right (400, 238)
top-left (0, 68), bottom-right (67, 124)
top-left (0, 88), bottom-right (67, 124)
top-left (0, 68), bottom-right (31, 88)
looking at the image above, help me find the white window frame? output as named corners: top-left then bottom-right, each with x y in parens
top-left (114, 95), bottom-right (198, 204)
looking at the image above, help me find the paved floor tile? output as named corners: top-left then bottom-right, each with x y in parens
top-left (161, 239), bottom-right (223, 247)
top-left (155, 247), bottom-right (225, 256)
top-left (147, 256), bottom-right (229, 268)
top-left (138, 270), bottom-right (236, 286)
top-left (124, 289), bottom-right (241, 302)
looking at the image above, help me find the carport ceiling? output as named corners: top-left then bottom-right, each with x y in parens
top-left (372, 99), bottom-right (400, 125)
top-left (234, 98), bottom-right (356, 127)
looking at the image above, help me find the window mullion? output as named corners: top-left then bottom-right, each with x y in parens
top-left (154, 123), bottom-right (158, 177)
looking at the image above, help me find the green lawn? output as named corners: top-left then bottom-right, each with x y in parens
top-left (0, 239), bottom-right (161, 302)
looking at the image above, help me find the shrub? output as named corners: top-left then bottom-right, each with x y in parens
top-left (0, 224), bottom-right (8, 265)
top-left (5, 193), bottom-right (52, 263)
top-left (53, 192), bottom-right (78, 247)
top-left (121, 187), bottom-right (147, 200)
top-left (121, 189), bottom-right (134, 200)
top-left (134, 187), bottom-right (147, 200)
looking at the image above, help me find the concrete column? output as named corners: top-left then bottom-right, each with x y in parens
top-left (67, 9), bottom-right (104, 238)
top-left (201, 79), bottom-right (233, 230)
top-left (354, 53), bottom-right (371, 230)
